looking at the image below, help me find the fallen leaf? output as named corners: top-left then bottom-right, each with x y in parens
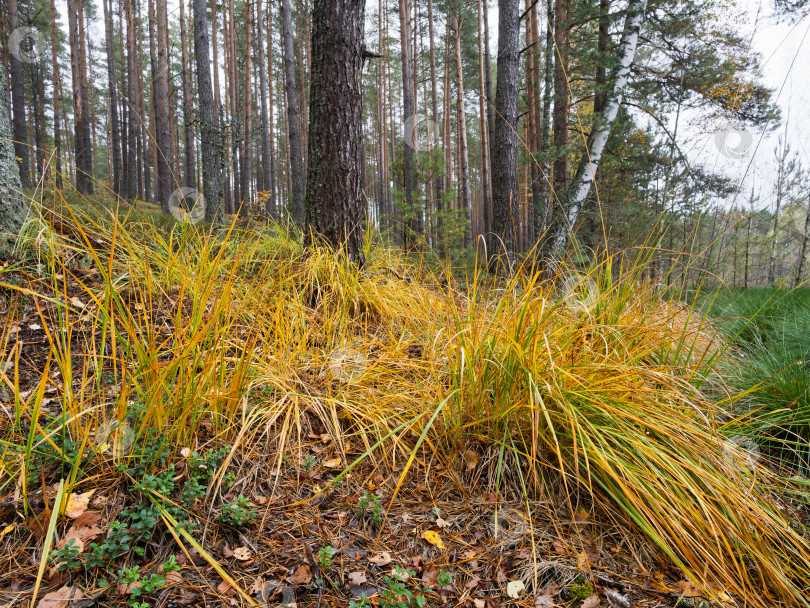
top-left (421, 529), bottom-right (446, 550)
top-left (180, 447), bottom-right (191, 458)
top-left (422, 567), bottom-right (440, 587)
top-left (0, 524), bottom-right (13, 542)
top-left (165, 571), bottom-right (184, 586)
top-left (348, 572), bottom-right (367, 585)
top-left (65, 490), bottom-right (95, 519)
top-left (217, 580), bottom-right (235, 596)
top-left (581, 595), bottom-right (600, 608)
top-left (232, 546), bottom-right (252, 561)
top-left (369, 552), bottom-right (392, 566)
top-left (552, 539), bottom-right (566, 554)
top-left (435, 517), bottom-right (450, 529)
top-left (605, 589), bottom-right (630, 608)
top-left (37, 586), bottom-right (86, 607)
top-left (323, 457), bottom-right (341, 469)
top-left (473, 600), bottom-right (486, 608)
top-left (65, 511), bottom-right (103, 542)
top-left (68, 297), bottom-right (86, 309)
top-left (28, 510), bottom-right (51, 542)
top-left (673, 580), bottom-right (703, 598)
top-left (535, 594), bottom-right (556, 608)
top-left (506, 580), bottom-right (525, 599)
top-left (222, 543), bottom-right (235, 557)
top-left (464, 450), bottom-right (479, 471)
top-left (495, 568), bottom-right (508, 583)
top-left (289, 564), bottom-right (312, 585)
top-left (577, 552), bottom-right (589, 570)
top-left (465, 575), bottom-right (481, 589)
top-left (117, 579), bottom-right (143, 595)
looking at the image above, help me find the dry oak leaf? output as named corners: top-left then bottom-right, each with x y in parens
top-left (65, 490), bottom-right (95, 519)
top-left (576, 552), bottom-right (589, 570)
top-left (36, 586), bottom-right (86, 607)
top-left (465, 575), bottom-right (481, 589)
top-left (232, 546), bottom-right (252, 561)
top-left (289, 564), bottom-right (313, 585)
top-left (65, 511), bottom-right (103, 542)
top-left (369, 552), bottom-right (393, 566)
top-left (506, 580), bottom-right (525, 599)
top-left (421, 530), bottom-right (446, 550)
top-left (421, 567), bottom-right (440, 588)
top-left (535, 594), bottom-right (556, 608)
top-left (435, 517), bottom-right (450, 529)
top-left (165, 571), bottom-right (184, 586)
top-left (323, 457), bottom-right (341, 469)
top-left (581, 594), bottom-right (600, 608)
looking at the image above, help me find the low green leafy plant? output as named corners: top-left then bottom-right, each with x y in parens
top-left (218, 494), bottom-right (255, 526)
top-left (50, 538), bottom-right (82, 572)
top-left (358, 490), bottom-right (383, 523)
top-left (380, 567), bottom-right (428, 608)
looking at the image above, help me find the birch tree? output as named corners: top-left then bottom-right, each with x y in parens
top-left (552, 0), bottom-right (647, 252)
top-left (0, 75), bottom-right (27, 248)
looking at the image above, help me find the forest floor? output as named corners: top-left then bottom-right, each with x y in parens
top-left (0, 198), bottom-right (807, 608)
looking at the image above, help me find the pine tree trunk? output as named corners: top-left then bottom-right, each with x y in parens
top-left (192, 0), bottom-right (223, 222)
top-left (552, 0), bottom-right (569, 202)
top-left (121, 0), bottom-right (138, 200)
top-left (104, 0), bottom-right (122, 198)
top-left (454, 16), bottom-right (471, 246)
top-left (491, 0), bottom-right (520, 270)
top-left (49, 0), bottom-right (63, 189)
top-left (240, 0), bottom-right (253, 211)
top-left (257, 0), bottom-right (274, 209)
top-left (427, 0), bottom-right (443, 245)
top-left (155, 0), bottom-right (173, 206)
top-left (0, 74), bottom-right (26, 246)
top-left (67, 0), bottom-right (94, 193)
top-left (7, 0), bottom-right (31, 189)
top-left (179, 0), bottom-right (196, 188)
top-left (399, 0), bottom-right (417, 249)
top-left (305, 0), bottom-right (366, 265)
top-left (477, 0), bottom-right (491, 243)
top-left (280, 0), bottom-right (305, 222)
top-left (555, 0), bottom-right (646, 252)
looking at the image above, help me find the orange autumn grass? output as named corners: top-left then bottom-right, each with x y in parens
top-left (1, 198), bottom-right (808, 607)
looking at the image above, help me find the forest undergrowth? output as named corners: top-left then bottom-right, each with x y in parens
top-left (0, 197), bottom-right (808, 608)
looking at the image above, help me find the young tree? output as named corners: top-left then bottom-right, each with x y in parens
top-left (0, 75), bottom-right (27, 246)
top-left (281, 0), bottom-right (306, 222)
top-left (305, 0), bottom-right (367, 264)
top-left (179, 0), bottom-right (196, 188)
top-left (491, 0), bottom-right (520, 269)
top-left (453, 15), bottom-right (471, 245)
top-left (192, 0), bottom-right (222, 222)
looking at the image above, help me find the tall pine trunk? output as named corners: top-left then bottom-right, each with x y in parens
top-left (155, 0), bottom-right (173, 206)
top-left (399, 0), bottom-right (417, 249)
top-left (7, 0), bottom-right (31, 189)
top-left (305, 0), bottom-right (367, 264)
top-left (256, 0), bottom-right (274, 210)
top-left (104, 0), bottom-right (122, 198)
top-left (192, 0), bottom-right (222, 222)
top-left (280, 0), bottom-right (306, 222)
top-left (66, 0), bottom-right (94, 193)
top-left (179, 0), bottom-right (196, 188)
top-left (491, 0), bottom-right (520, 270)
top-left (49, 0), bottom-right (63, 189)
top-left (454, 16), bottom-right (471, 246)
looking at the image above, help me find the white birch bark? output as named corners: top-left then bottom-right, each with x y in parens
top-left (553, 0), bottom-right (647, 252)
